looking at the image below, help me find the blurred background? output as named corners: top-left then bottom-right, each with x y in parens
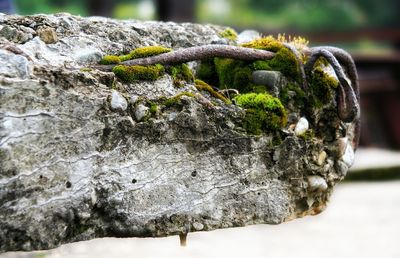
top-left (1, 1), bottom-right (400, 257)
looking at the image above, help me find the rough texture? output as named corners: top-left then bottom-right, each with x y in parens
top-left (0, 14), bottom-right (357, 253)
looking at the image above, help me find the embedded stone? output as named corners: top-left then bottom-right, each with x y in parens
top-left (134, 104), bottom-right (149, 121)
top-left (307, 176), bottom-right (328, 192)
top-left (37, 27), bottom-right (58, 44)
top-left (110, 90), bottom-right (128, 111)
top-left (251, 70), bottom-right (282, 95)
top-left (294, 117), bottom-right (309, 136)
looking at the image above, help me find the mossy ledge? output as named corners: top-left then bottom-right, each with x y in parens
top-left (234, 93), bottom-right (287, 135)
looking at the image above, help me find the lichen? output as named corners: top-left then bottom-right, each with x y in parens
top-left (194, 79), bottom-right (231, 104)
top-left (163, 92), bottom-right (195, 107)
top-left (112, 64), bottom-right (164, 82)
top-left (234, 93), bottom-right (287, 135)
top-left (100, 55), bottom-right (121, 65)
top-left (219, 28), bottom-right (238, 41)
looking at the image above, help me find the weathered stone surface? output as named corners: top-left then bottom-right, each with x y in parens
top-left (0, 13), bottom-right (358, 253)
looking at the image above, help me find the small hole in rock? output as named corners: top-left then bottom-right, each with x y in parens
top-left (66, 181), bottom-right (72, 188)
top-left (132, 179), bottom-right (137, 184)
top-left (191, 170), bottom-right (197, 177)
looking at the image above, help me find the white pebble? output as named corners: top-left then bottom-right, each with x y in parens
top-left (135, 104), bottom-right (149, 121)
top-left (295, 117), bottom-right (309, 136)
top-left (307, 175), bottom-right (328, 191)
top-left (110, 90), bottom-right (128, 111)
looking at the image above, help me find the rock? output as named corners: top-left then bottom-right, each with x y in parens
top-left (74, 48), bottom-right (103, 64)
top-left (0, 49), bottom-right (31, 78)
top-left (307, 176), bottom-right (328, 192)
top-left (110, 90), bottom-right (128, 111)
top-left (294, 117), bottom-right (309, 136)
top-left (0, 25), bottom-right (31, 43)
top-left (134, 104), bottom-right (149, 121)
top-left (317, 151), bottom-right (327, 166)
top-left (37, 27), bottom-right (58, 44)
top-left (192, 222), bottom-right (204, 231)
top-left (0, 13), bottom-right (359, 253)
top-left (252, 70), bottom-right (282, 95)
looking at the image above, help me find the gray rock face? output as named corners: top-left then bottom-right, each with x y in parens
top-left (0, 14), bottom-right (358, 253)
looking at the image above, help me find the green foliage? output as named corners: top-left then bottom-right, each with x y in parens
top-left (99, 55), bottom-right (121, 65)
top-left (112, 64), bottom-right (164, 82)
top-left (219, 27), bottom-right (238, 41)
top-left (234, 93), bottom-right (287, 135)
top-left (194, 79), bottom-right (231, 104)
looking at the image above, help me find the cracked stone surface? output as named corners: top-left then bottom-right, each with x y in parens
top-left (0, 13), bottom-right (358, 253)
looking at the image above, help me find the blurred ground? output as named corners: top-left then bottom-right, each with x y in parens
top-left (2, 181), bottom-right (399, 258)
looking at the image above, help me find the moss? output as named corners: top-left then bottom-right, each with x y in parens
top-left (298, 129), bottom-right (315, 141)
top-left (197, 58), bottom-right (218, 85)
top-left (252, 60), bottom-right (271, 70)
top-left (129, 46), bottom-right (172, 59)
top-left (112, 64), bottom-right (164, 82)
top-left (219, 27), bottom-right (238, 41)
top-left (234, 93), bottom-right (287, 135)
top-left (269, 47), bottom-right (299, 80)
top-left (167, 63), bottom-right (194, 86)
top-left (79, 67), bottom-right (92, 72)
top-left (280, 83), bottom-right (306, 108)
top-left (242, 36), bottom-right (300, 81)
top-left (148, 101), bottom-right (158, 115)
top-left (100, 55), bottom-right (121, 65)
top-left (241, 36), bottom-right (284, 51)
top-left (194, 79), bottom-right (231, 104)
top-left (309, 67), bottom-right (339, 107)
top-left (163, 92), bottom-right (195, 107)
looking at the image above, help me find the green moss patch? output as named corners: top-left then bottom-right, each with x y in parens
top-left (234, 93), bottom-right (287, 135)
top-left (194, 79), bottom-right (231, 104)
top-left (219, 28), bottom-right (238, 41)
top-left (100, 55), bottom-right (121, 65)
top-left (163, 92), bottom-right (195, 107)
top-left (129, 46), bottom-right (172, 59)
top-left (112, 64), bottom-right (164, 82)
top-left (167, 63), bottom-right (194, 86)
top-left (309, 67), bottom-right (339, 108)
